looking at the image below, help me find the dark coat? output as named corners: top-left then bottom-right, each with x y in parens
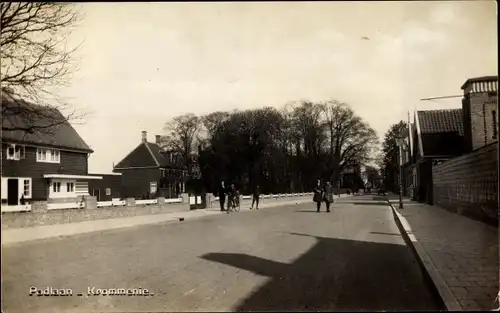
top-left (323, 184), bottom-right (334, 203)
top-left (253, 186), bottom-right (260, 197)
top-left (217, 184), bottom-right (226, 199)
top-left (313, 187), bottom-right (323, 202)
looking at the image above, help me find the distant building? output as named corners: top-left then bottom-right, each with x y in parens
top-left (112, 131), bottom-right (188, 199)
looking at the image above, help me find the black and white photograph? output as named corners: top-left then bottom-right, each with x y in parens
top-left (1, 1), bottom-right (498, 312)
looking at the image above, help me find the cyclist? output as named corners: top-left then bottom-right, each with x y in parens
top-left (227, 183), bottom-right (237, 211)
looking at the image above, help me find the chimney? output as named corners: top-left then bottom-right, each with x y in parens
top-left (141, 131), bottom-right (147, 143)
top-left (155, 135), bottom-right (161, 145)
top-left (461, 76), bottom-right (498, 152)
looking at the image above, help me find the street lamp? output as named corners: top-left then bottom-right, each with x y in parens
top-left (395, 135), bottom-right (406, 209)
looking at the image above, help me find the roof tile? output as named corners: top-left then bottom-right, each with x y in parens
top-left (417, 109), bottom-right (464, 136)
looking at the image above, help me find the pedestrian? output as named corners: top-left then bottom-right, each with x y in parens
top-left (218, 180), bottom-right (226, 211)
top-left (323, 181), bottom-right (334, 213)
top-left (250, 184), bottom-right (260, 210)
top-left (313, 182), bottom-right (323, 212)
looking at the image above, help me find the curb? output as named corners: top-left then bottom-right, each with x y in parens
top-left (388, 201), bottom-right (463, 311)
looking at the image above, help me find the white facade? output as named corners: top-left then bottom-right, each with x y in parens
top-left (43, 174), bottom-right (102, 199)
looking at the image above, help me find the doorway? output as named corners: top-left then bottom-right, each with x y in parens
top-left (7, 179), bottom-right (19, 205)
top-left (92, 189), bottom-right (100, 201)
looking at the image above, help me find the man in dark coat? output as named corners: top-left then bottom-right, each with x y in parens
top-left (250, 184), bottom-right (260, 210)
top-left (217, 181), bottom-right (227, 211)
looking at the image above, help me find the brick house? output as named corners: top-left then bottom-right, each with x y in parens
top-left (404, 75), bottom-right (498, 206)
top-left (112, 131), bottom-right (188, 199)
top-left (431, 76), bottom-right (498, 223)
top-left (1, 98), bottom-right (102, 211)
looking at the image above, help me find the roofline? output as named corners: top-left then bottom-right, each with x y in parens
top-left (144, 142), bottom-right (161, 166)
top-left (1, 139), bottom-right (93, 154)
top-left (407, 111), bottom-right (413, 158)
top-left (461, 75), bottom-right (498, 89)
top-left (414, 111), bottom-right (425, 158)
top-left (113, 142), bottom-right (158, 169)
top-left (88, 172), bottom-right (122, 176)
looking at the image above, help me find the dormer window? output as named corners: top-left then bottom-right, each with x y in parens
top-left (37, 148), bottom-right (60, 163)
top-left (6, 144), bottom-right (25, 160)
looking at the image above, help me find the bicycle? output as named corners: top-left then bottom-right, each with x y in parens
top-left (227, 193), bottom-right (240, 212)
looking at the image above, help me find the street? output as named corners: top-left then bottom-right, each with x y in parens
top-left (2, 195), bottom-right (443, 312)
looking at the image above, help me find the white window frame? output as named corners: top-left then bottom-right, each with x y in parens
top-left (52, 181), bottom-right (61, 193)
top-left (23, 178), bottom-right (32, 198)
top-left (150, 182), bottom-right (157, 194)
top-left (36, 148), bottom-right (60, 163)
top-left (6, 144), bottom-right (25, 161)
top-left (67, 182), bottom-right (74, 192)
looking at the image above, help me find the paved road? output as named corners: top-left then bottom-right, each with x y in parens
top-left (2, 195), bottom-right (443, 312)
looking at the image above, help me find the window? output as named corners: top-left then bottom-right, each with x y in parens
top-left (105, 188), bottom-right (111, 196)
top-left (37, 148), bottom-right (60, 163)
top-left (67, 182), bottom-right (74, 192)
top-left (52, 182), bottom-right (61, 192)
top-left (150, 182), bottom-right (157, 194)
top-left (493, 110), bottom-right (498, 140)
top-left (23, 179), bottom-right (31, 198)
top-left (6, 144), bottom-right (25, 160)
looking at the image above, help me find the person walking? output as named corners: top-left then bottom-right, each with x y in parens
top-left (323, 181), bottom-right (334, 213)
top-left (250, 184), bottom-right (260, 210)
top-left (218, 181), bottom-right (226, 211)
top-left (313, 181), bottom-right (323, 212)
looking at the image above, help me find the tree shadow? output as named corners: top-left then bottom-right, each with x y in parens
top-left (201, 232), bottom-right (443, 312)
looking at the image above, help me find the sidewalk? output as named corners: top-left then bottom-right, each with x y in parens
top-left (2, 196), bottom-right (318, 246)
top-left (388, 195), bottom-right (498, 311)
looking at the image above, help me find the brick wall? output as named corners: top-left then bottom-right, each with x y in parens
top-left (432, 142), bottom-right (498, 224)
top-left (1, 202), bottom-right (189, 229)
top-left (465, 90), bottom-right (498, 151)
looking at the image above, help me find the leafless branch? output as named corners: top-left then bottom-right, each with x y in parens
top-left (1, 3), bottom-right (83, 136)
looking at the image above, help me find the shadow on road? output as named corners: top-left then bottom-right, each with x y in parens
top-left (350, 202), bottom-right (389, 206)
top-left (201, 232), bottom-right (443, 312)
top-left (369, 231), bottom-right (402, 236)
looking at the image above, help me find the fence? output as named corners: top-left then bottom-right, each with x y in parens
top-left (212, 193), bottom-right (312, 202)
top-left (1, 193), bottom-right (314, 213)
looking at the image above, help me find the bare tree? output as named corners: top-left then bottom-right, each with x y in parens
top-left (1, 3), bottom-right (83, 134)
top-left (162, 114), bottom-right (201, 175)
top-left (321, 100), bottom-right (379, 184)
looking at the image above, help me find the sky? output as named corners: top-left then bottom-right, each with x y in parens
top-left (54, 1), bottom-right (497, 173)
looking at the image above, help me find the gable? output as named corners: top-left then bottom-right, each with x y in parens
top-left (114, 143), bottom-right (159, 168)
